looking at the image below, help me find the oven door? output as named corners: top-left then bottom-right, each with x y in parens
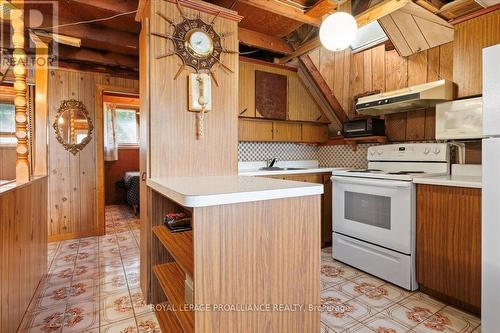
top-left (332, 176), bottom-right (415, 254)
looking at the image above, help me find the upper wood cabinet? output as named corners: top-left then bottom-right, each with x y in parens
top-left (238, 118), bottom-right (329, 143)
top-left (239, 119), bottom-right (273, 142)
top-left (302, 123), bottom-right (329, 143)
top-left (416, 184), bottom-right (481, 314)
top-left (239, 58), bottom-right (328, 123)
top-left (273, 122), bottom-right (302, 142)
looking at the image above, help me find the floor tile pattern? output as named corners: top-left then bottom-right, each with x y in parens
top-left (320, 249), bottom-right (481, 333)
top-left (19, 205), bottom-right (480, 333)
top-left (20, 205), bottom-right (160, 333)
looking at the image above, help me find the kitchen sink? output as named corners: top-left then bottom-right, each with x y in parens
top-left (259, 167), bottom-right (308, 171)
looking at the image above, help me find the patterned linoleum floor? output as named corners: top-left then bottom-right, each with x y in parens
top-left (19, 205), bottom-right (481, 333)
top-left (319, 248), bottom-right (481, 333)
top-left (20, 205), bottom-right (160, 333)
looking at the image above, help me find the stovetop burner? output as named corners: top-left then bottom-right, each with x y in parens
top-left (347, 169), bottom-right (382, 173)
top-left (387, 171), bottom-right (426, 175)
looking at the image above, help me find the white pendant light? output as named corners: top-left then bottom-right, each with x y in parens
top-left (319, 12), bottom-right (358, 52)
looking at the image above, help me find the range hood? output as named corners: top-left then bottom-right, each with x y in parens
top-left (356, 80), bottom-right (455, 116)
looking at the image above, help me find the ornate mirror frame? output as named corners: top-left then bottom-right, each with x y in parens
top-left (53, 99), bottom-right (94, 155)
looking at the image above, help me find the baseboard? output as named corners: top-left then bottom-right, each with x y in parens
top-left (48, 230), bottom-right (103, 242)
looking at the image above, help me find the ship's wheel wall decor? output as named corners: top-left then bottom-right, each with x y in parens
top-left (152, 1), bottom-right (237, 84)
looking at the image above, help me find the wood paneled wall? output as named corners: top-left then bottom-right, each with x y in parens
top-left (0, 146), bottom-right (16, 181)
top-left (310, 8), bottom-right (500, 142)
top-left (48, 69), bottom-right (138, 241)
top-left (239, 59), bottom-right (327, 123)
top-left (148, 0), bottom-right (239, 177)
top-left (0, 177), bottom-right (48, 333)
top-left (105, 148), bottom-right (139, 205)
top-left (310, 42), bottom-right (453, 141)
top-left (454, 8), bottom-right (500, 97)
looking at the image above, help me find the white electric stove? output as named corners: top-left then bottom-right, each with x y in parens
top-left (331, 143), bottom-right (450, 291)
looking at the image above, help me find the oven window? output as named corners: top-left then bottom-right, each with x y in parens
top-left (344, 191), bottom-right (391, 229)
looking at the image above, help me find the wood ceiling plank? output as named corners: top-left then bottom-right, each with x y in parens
top-left (389, 10), bottom-right (430, 54)
top-left (237, 0), bottom-right (322, 26)
top-left (413, 15), bottom-right (454, 48)
top-left (66, 0), bottom-right (139, 14)
top-left (414, 0), bottom-right (447, 13)
top-left (378, 15), bottom-right (413, 56)
top-left (279, 0), bottom-right (411, 63)
top-left (305, 0), bottom-right (338, 18)
top-left (234, 1), bottom-right (302, 37)
top-left (58, 46), bottom-right (139, 71)
top-left (238, 28), bottom-right (293, 54)
top-left (437, 0), bottom-right (485, 19)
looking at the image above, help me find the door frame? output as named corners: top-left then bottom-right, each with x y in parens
top-left (95, 84), bottom-right (140, 235)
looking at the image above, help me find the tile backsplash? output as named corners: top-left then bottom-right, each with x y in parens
top-left (238, 142), bottom-right (317, 161)
top-left (238, 142), bottom-right (373, 169)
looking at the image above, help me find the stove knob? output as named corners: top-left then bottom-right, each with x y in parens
top-left (370, 150), bottom-right (376, 156)
top-left (423, 148), bottom-right (430, 155)
top-left (434, 148), bottom-right (441, 154)
top-left (377, 149), bottom-right (383, 155)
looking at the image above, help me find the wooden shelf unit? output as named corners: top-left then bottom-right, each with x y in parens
top-left (153, 263), bottom-right (194, 333)
top-left (152, 226), bottom-right (194, 278)
top-left (321, 135), bottom-right (387, 151)
top-left (155, 302), bottom-right (185, 333)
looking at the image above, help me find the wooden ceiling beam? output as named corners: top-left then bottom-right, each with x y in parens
top-left (298, 55), bottom-right (349, 124)
top-left (238, 27), bottom-right (293, 54)
top-left (278, 0), bottom-right (411, 63)
top-left (57, 45), bottom-right (139, 71)
top-left (237, 0), bottom-right (322, 26)
top-left (305, 0), bottom-right (339, 18)
top-left (65, 0), bottom-right (139, 14)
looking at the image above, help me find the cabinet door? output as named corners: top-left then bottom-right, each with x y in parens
top-left (322, 175), bottom-right (332, 247)
top-left (238, 119), bottom-right (273, 142)
top-left (416, 184), bottom-right (481, 314)
top-left (302, 123), bottom-right (329, 143)
top-left (273, 122), bottom-right (302, 142)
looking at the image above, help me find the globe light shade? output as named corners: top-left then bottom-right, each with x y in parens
top-left (319, 12), bottom-right (358, 52)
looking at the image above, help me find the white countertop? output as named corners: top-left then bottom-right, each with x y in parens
top-left (147, 176), bottom-right (324, 208)
top-left (413, 175), bottom-right (482, 188)
top-left (239, 167), bottom-right (342, 176)
top-left (413, 164), bottom-right (482, 188)
top-left (238, 160), bottom-right (347, 176)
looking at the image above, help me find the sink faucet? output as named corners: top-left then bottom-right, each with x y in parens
top-left (267, 158), bottom-right (277, 168)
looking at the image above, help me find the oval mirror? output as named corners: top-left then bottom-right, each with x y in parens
top-left (53, 100), bottom-right (93, 155)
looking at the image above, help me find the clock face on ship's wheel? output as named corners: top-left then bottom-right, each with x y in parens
top-left (173, 18), bottom-right (222, 72)
top-left (151, 3), bottom-right (236, 83)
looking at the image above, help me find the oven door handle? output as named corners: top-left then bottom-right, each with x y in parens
top-left (331, 176), bottom-right (412, 188)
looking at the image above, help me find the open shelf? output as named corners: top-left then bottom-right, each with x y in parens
top-left (153, 263), bottom-right (194, 333)
top-left (321, 135), bottom-right (387, 151)
top-left (155, 302), bottom-right (185, 333)
top-left (153, 225), bottom-right (194, 278)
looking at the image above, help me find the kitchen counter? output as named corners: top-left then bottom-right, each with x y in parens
top-left (413, 175), bottom-right (482, 188)
top-left (413, 164), bottom-right (482, 189)
top-left (239, 167), bottom-right (343, 176)
top-left (147, 176), bottom-right (324, 208)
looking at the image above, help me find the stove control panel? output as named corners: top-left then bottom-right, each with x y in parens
top-left (367, 143), bottom-right (450, 162)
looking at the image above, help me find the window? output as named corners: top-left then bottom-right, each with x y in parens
top-left (116, 108), bottom-right (139, 146)
top-left (0, 102), bottom-right (16, 145)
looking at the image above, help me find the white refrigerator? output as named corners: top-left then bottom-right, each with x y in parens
top-left (482, 44), bottom-right (500, 331)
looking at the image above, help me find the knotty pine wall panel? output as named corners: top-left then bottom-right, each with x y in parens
top-left (47, 69), bottom-right (138, 241)
top-left (454, 8), bottom-right (500, 97)
top-left (311, 43), bottom-right (450, 142)
top-left (149, 0), bottom-right (239, 177)
top-left (311, 8), bottom-right (500, 142)
top-left (0, 177), bottom-right (47, 333)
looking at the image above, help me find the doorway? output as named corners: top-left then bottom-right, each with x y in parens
top-left (96, 85), bottom-right (140, 235)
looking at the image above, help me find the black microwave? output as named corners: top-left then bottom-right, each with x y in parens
top-left (342, 118), bottom-right (385, 137)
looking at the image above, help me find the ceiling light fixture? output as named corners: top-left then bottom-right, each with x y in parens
top-left (319, 11), bottom-right (358, 52)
